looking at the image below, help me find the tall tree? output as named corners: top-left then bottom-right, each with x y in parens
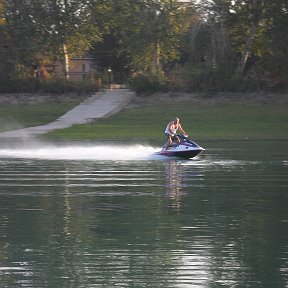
top-left (1, 0), bottom-right (111, 79)
top-left (231, 0), bottom-right (265, 74)
top-left (1, 0), bottom-right (41, 79)
top-left (186, 0), bottom-right (231, 69)
top-left (194, 0), bottom-right (267, 73)
top-left (29, 0), bottom-right (111, 78)
top-left (113, 0), bottom-right (195, 78)
top-left (259, 0), bottom-right (288, 88)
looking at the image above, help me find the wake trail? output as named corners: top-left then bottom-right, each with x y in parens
top-left (0, 144), bottom-right (161, 161)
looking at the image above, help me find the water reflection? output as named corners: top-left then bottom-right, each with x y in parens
top-left (63, 166), bottom-right (72, 238)
top-left (165, 161), bottom-right (183, 211)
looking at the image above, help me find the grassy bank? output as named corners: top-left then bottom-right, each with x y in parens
top-left (43, 101), bottom-right (288, 142)
top-left (0, 101), bottom-right (81, 132)
top-left (1, 96), bottom-right (287, 141)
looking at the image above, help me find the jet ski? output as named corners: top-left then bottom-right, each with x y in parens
top-left (155, 134), bottom-right (204, 159)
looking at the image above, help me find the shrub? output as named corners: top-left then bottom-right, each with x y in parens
top-left (0, 77), bottom-right (99, 94)
top-left (129, 74), bottom-right (170, 95)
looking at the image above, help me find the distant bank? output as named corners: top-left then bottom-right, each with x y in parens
top-left (0, 90), bottom-right (287, 141)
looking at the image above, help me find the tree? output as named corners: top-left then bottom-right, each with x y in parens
top-left (0, 1), bottom-right (39, 81)
top-left (193, 0), bottom-right (265, 74)
top-left (259, 0), bottom-right (288, 89)
top-left (230, 0), bottom-right (265, 74)
top-left (28, 0), bottom-right (111, 79)
top-left (1, 0), bottom-right (111, 80)
top-left (112, 0), bottom-right (195, 79)
top-left (0, 1), bottom-right (9, 81)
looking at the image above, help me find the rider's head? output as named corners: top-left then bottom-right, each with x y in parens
top-left (174, 117), bottom-right (179, 124)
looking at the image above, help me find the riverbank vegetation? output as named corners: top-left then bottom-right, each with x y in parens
top-left (0, 1), bottom-right (287, 94)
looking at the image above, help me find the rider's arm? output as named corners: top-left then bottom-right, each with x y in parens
top-left (178, 124), bottom-right (188, 137)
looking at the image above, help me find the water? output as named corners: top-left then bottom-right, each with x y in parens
top-left (0, 141), bottom-right (287, 288)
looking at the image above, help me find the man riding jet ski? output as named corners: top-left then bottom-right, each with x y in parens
top-left (155, 117), bottom-right (204, 159)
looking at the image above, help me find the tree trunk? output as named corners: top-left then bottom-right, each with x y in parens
top-left (237, 21), bottom-right (258, 74)
top-left (63, 43), bottom-right (70, 79)
top-left (152, 41), bottom-right (161, 78)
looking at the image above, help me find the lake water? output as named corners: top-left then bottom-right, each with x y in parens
top-left (0, 140), bottom-right (287, 288)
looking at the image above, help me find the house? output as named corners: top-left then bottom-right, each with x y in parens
top-left (52, 56), bottom-right (97, 81)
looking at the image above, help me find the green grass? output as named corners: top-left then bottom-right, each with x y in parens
top-left (0, 101), bottom-right (81, 132)
top-left (1, 100), bottom-right (287, 141)
top-left (43, 102), bottom-right (288, 141)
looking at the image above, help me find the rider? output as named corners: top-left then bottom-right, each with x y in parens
top-left (164, 117), bottom-right (188, 150)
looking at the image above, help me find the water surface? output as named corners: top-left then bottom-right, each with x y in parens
top-left (0, 141), bottom-right (287, 288)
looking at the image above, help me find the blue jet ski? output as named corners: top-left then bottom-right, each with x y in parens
top-left (155, 134), bottom-right (204, 159)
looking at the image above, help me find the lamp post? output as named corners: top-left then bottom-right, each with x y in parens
top-left (107, 67), bottom-right (112, 90)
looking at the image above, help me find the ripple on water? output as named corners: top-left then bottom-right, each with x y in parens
top-left (0, 141), bottom-right (287, 288)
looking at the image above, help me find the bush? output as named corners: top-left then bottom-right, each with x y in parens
top-left (129, 74), bottom-right (170, 95)
top-left (174, 63), bottom-right (264, 93)
top-left (0, 77), bottom-right (99, 94)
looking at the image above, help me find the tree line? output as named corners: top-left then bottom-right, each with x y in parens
top-left (0, 0), bottom-right (287, 93)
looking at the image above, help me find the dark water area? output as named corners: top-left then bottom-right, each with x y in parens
top-left (0, 141), bottom-right (287, 288)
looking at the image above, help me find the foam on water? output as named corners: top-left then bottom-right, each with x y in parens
top-left (181, 159), bottom-right (260, 167)
top-left (0, 144), bottom-right (161, 161)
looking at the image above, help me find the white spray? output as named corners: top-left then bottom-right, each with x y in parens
top-left (0, 143), bottom-right (161, 161)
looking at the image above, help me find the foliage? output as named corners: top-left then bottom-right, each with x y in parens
top-left (0, 0), bottom-right (111, 81)
top-left (0, 78), bottom-right (99, 94)
top-left (0, 0), bottom-right (287, 93)
top-left (111, 0), bottom-right (196, 77)
top-left (163, 0), bottom-right (287, 93)
top-left (129, 73), bottom-right (170, 94)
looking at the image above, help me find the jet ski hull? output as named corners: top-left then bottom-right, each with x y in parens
top-left (155, 134), bottom-right (204, 159)
top-left (156, 148), bottom-right (203, 159)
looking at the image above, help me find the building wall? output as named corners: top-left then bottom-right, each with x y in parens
top-left (53, 58), bottom-right (95, 80)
